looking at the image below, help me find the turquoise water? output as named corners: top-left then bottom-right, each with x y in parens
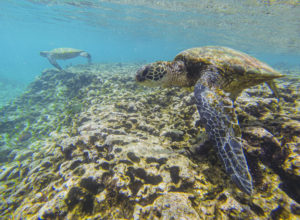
top-left (1, 0), bottom-right (299, 87)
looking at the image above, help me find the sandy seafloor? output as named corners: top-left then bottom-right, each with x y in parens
top-left (0, 63), bottom-right (299, 219)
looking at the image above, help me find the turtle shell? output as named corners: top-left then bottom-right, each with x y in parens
top-left (50, 48), bottom-right (84, 60)
top-left (174, 46), bottom-right (280, 76)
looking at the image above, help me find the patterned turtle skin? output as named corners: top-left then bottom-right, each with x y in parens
top-left (136, 46), bottom-right (284, 195)
top-left (40, 48), bottom-right (92, 70)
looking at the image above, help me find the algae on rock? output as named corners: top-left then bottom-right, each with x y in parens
top-left (0, 64), bottom-right (299, 219)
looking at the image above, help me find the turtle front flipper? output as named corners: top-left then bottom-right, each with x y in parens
top-left (48, 56), bottom-right (62, 70)
top-left (194, 79), bottom-right (253, 195)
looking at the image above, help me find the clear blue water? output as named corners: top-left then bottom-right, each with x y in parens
top-left (0, 0), bottom-right (299, 105)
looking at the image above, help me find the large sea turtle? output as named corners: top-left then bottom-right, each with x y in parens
top-left (40, 48), bottom-right (92, 70)
top-left (136, 46), bottom-right (284, 195)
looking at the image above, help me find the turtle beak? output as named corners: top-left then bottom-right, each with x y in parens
top-left (40, 51), bottom-right (47, 57)
top-left (136, 73), bottom-right (145, 82)
top-left (136, 66), bottom-right (148, 83)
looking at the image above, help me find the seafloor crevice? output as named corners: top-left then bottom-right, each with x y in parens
top-left (0, 63), bottom-right (299, 219)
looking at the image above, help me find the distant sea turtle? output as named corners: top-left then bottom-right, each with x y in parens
top-left (40, 48), bottom-right (92, 70)
top-left (136, 46), bottom-right (284, 194)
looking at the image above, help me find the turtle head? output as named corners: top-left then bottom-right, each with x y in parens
top-left (80, 52), bottom-right (92, 64)
top-left (40, 51), bottom-right (48, 57)
top-left (136, 61), bottom-right (170, 87)
top-left (136, 61), bottom-right (189, 87)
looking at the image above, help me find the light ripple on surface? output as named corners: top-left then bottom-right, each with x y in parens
top-left (1, 0), bottom-right (298, 54)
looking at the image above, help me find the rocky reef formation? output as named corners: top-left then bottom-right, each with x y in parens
top-left (0, 63), bottom-right (299, 219)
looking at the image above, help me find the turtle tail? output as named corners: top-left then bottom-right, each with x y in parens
top-left (194, 81), bottom-right (253, 195)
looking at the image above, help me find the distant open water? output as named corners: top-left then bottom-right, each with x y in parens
top-left (0, 0), bottom-right (299, 107)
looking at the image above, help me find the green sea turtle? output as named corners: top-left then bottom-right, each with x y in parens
top-left (40, 48), bottom-right (92, 70)
top-left (136, 46), bottom-right (284, 195)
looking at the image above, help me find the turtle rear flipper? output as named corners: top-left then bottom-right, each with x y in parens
top-left (266, 80), bottom-right (281, 101)
top-left (194, 79), bottom-right (253, 195)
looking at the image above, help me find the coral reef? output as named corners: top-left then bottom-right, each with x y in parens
top-left (0, 63), bottom-right (299, 219)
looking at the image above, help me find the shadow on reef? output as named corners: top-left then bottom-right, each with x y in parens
top-left (0, 64), bottom-right (299, 219)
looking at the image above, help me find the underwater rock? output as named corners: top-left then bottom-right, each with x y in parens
top-left (13, 149), bottom-right (34, 162)
top-left (133, 192), bottom-right (199, 219)
top-left (243, 126), bottom-right (286, 168)
top-left (0, 146), bottom-right (12, 163)
top-left (137, 122), bottom-right (159, 136)
top-left (281, 119), bottom-right (300, 139)
top-left (0, 163), bottom-right (19, 181)
top-left (37, 191), bottom-right (68, 219)
top-left (161, 128), bottom-right (185, 141)
top-left (0, 64), bottom-right (299, 219)
top-left (104, 134), bottom-right (129, 146)
top-left (282, 139), bottom-right (300, 176)
top-left (115, 101), bottom-right (138, 113)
